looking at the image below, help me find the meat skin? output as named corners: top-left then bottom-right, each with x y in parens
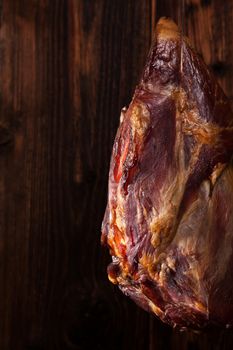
top-left (101, 18), bottom-right (233, 329)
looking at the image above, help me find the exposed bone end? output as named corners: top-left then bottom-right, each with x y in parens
top-left (156, 17), bottom-right (180, 41)
top-left (156, 17), bottom-right (192, 48)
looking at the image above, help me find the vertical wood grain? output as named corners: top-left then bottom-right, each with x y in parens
top-left (1, 0), bottom-right (233, 349)
top-left (156, 1), bottom-right (233, 349)
top-left (72, 1), bottom-right (154, 349)
top-left (0, 1), bottom-right (72, 348)
top-left (0, 0), bottom-right (154, 349)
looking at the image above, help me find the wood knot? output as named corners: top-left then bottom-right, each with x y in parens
top-left (201, 0), bottom-right (211, 6)
top-left (210, 61), bottom-right (228, 77)
top-left (0, 126), bottom-right (13, 146)
top-left (186, 2), bottom-right (198, 16)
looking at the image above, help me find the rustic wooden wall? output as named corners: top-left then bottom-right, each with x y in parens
top-left (1, 0), bottom-right (233, 349)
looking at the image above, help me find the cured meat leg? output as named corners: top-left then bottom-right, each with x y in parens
top-left (101, 18), bottom-right (233, 329)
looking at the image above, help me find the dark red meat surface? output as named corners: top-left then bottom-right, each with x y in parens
top-left (101, 18), bottom-right (233, 329)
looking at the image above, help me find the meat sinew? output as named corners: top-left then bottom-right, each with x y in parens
top-left (101, 18), bottom-right (233, 329)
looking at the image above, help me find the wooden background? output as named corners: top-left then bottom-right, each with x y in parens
top-left (1, 0), bottom-right (233, 349)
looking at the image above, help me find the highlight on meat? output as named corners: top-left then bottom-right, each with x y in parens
top-left (101, 17), bottom-right (233, 329)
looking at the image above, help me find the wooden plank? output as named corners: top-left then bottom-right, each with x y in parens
top-left (72, 1), bottom-right (153, 349)
top-left (155, 1), bottom-right (233, 349)
top-left (1, 0), bottom-right (233, 349)
top-left (0, 0), bottom-right (154, 349)
top-left (0, 1), bottom-right (71, 348)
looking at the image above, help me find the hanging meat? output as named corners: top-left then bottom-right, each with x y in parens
top-left (101, 17), bottom-right (233, 329)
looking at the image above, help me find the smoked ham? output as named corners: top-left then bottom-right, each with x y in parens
top-left (101, 18), bottom-right (233, 329)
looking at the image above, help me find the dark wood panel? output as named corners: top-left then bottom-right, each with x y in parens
top-left (72, 1), bottom-right (154, 350)
top-left (0, 0), bottom-right (233, 349)
top-left (156, 1), bottom-right (233, 349)
top-left (0, 0), bottom-right (154, 349)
